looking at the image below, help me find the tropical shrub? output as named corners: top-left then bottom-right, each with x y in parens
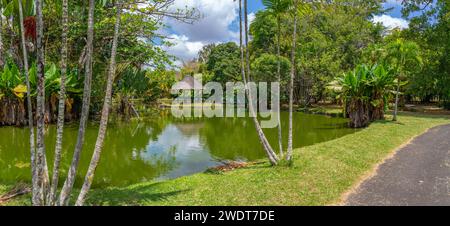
top-left (0, 63), bottom-right (28, 125)
top-left (0, 61), bottom-right (82, 126)
top-left (331, 64), bottom-right (395, 128)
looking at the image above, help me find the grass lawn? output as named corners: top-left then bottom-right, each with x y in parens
top-left (1, 113), bottom-right (449, 206)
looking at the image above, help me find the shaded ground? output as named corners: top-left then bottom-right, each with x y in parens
top-left (345, 124), bottom-right (450, 206)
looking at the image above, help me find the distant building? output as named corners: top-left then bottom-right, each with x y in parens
top-left (172, 75), bottom-right (203, 90)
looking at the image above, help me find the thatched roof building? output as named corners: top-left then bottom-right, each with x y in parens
top-left (172, 76), bottom-right (203, 90)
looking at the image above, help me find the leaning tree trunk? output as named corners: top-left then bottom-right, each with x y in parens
top-left (59, 0), bottom-right (95, 206)
top-left (287, 0), bottom-right (298, 162)
top-left (275, 16), bottom-right (283, 157)
top-left (242, 0), bottom-right (278, 165)
top-left (35, 0), bottom-right (50, 205)
top-left (18, 0), bottom-right (38, 205)
top-left (48, 0), bottom-right (69, 206)
top-left (75, 3), bottom-right (122, 206)
top-left (0, 1), bottom-right (4, 67)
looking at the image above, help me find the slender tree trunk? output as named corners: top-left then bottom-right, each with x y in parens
top-left (18, 0), bottom-right (38, 205)
top-left (75, 3), bottom-right (122, 206)
top-left (0, 1), bottom-right (4, 67)
top-left (393, 78), bottom-right (400, 121)
top-left (276, 16), bottom-right (283, 157)
top-left (35, 0), bottom-right (49, 205)
top-left (242, 0), bottom-right (278, 165)
top-left (59, 0), bottom-right (95, 206)
top-left (48, 0), bottom-right (69, 206)
top-left (238, 0), bottom-right (247, 85)
top-left (287, 0), bottom-right (298, 162)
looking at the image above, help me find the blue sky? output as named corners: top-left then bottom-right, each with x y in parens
top-left (164, 0), bottom-right (408, 65)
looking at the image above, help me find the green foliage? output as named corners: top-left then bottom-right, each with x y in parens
top-left (145, 69), bottom-right (176, 102)
top-left (0, 62), bottom-right (24, 99)
top-left (251, 53), bottom-right (291, 99)
top-left (252, 53), bottom-right (291, 83)
top-left (332, 63), bottom-right (396, 127)
top-left (0, 61), bottom-right (81, 101)
top-left (206, 42), bottom-right (241, 84)
top-left (250, 1), bottom-right (385, 103)
top-left (399, 0), bottom-right (449, 106)
top-left (250, 11), bottom-right (277, 54)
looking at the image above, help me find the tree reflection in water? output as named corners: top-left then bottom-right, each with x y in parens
top-left (0, 112), bottom-right (358, 188)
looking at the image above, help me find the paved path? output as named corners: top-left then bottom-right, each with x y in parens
top-left (345, 124), bottom-right (450, 206)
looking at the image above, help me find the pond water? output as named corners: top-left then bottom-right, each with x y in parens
top-left (0, 112), bottom-right (358, 188)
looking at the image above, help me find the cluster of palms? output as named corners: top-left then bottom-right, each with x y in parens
top-left (0, 61), bottom-right (81, 126)
top-left (234, 0), bottom-right (308, 165)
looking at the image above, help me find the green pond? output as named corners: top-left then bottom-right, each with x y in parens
top-left (0, 112), bottom-right (358, 188)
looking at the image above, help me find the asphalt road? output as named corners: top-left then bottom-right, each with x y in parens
top-left (345, 124), bottom-right (450, 206)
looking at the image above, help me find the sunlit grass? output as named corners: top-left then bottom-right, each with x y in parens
top-left (86, 113), bottom-right (449, 206)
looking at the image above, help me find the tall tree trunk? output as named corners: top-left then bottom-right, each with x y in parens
top-left (393, 79), bottom-right (400, 121)
top-left (287, 0), bottom-right (298, 162)
top-left (35, 0), bottom-right (49, 205)
top-left (276, 16), bottom-right (283, 157)
top-left (18, 0), bottom-right (38, 205)
top-left (48, 0), bottom-right (69, 206)
top-left (59, 0), bottom-right (95, 206)
top-left (242, 0), bottom-right (278, 165)
top-left (0, 1), bottom-right (4, 67)
top-left (75, 3), bottom-right (122, 206)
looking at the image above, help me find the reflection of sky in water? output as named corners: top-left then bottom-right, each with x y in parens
top-left (0, 113), bottom-right (358, 187)
top-left (141, 125), bottom-right (218, 181)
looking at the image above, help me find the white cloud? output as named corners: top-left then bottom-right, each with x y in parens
top-left (161, 1), bottom-right (260, 64)
top-left (161, 0), bottom-right (245, 64)
top-left (163, 34), bottom-right (205, 66)
top-left (372, 14), bottom-right (409, 30)
top-left (248, 12), bottom-right (256, 25)
top-left (166, 0), bottom-right (239, 43)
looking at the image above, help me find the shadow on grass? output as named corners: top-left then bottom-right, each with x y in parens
top-left (388, 111), bottom-right (450, 120)
top-left (87, 182), bottom-right (190, 206)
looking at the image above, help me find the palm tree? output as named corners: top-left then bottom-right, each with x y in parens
top-left (35, 0), bottom-right (49, 205)
top-left (262, 0), bottom-right (289, 157)
top-left (75, 1), bottom-right (122, 206)
top-left (386, 39), bottom-right (422, 121)
top-left (48, 0), bottom-right (69, 205)
top-left (0, 1), bottom-right (4, 67)
top-left (238, 0), bottom-right (279, 165)
top-left (17, 0), bottom-right (38, 205)
top-left (59, 0), bottom-right (95, 206)
top-left (286, 0), bottom-right (299, 162)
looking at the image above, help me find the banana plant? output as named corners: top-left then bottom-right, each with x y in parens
top-left (0, 61), bottom-right (82, 101)
top-left (28, 62), bottom-right (82, 98)
top-left (0, 62), bottom-right (27, 100)
top-left (331, 64), bottom-right (395, 127)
